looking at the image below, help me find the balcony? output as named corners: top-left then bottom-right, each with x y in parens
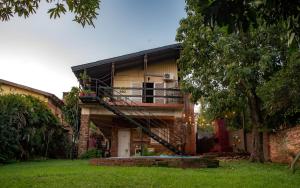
top-left (80, 82), bottom-right (184, 109)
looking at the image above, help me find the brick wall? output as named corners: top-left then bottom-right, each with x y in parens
top-left (78, 115), bottom-right (90, 156)
top-left (269, 126), bottom-right (300, 163)
top-left (229, 129), bottom-right (246, 152)
top-left (229, 129), bottom-right (269, 160)
top-left (229, 126), bottom-right (300, 163)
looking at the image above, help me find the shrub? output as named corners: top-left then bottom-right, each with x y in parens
top-left (0, 94), bottom-right (70, 163)
top-left (142, 146), bottom-right (158, 156)
top-left (79, 149), bottom-right (102, 159)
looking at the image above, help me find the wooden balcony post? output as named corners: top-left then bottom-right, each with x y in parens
top-left (144, 54), bottom-right (148, 83)
top-left (143, 54), bottom-right (148, 102)
top-left (111, 63), bottom-right (115, 87)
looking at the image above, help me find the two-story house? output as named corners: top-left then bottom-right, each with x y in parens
top-left (72, 44), bottom-right (196, 157)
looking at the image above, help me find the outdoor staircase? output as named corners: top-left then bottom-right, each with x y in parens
top-left (79, 78), bottom-right (186, 155)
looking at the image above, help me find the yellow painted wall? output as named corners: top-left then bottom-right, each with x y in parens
top-left (0, 82), bottom-right (71, 135)
top-left (0, 84), bottom-right (48, 103)
top-left (114, 59), bottom-right (178, 88)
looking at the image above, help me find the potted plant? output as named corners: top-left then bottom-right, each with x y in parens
top-left (79, 89), bottom-right (96, 97)
top-left (79, 70), bottom-right (92, 89)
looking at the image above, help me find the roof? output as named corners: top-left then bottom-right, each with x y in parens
top-left (71, 43), bottom-right (181, 79)
top-left (0, 79), bottom-right (64, 108)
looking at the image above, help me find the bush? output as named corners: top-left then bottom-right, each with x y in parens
top-left (142, 146), bottom-right (158, 156)
top-left (79, 149), bottom-right (102, 159)
top-left (0, 94), bottom-right (70, 163)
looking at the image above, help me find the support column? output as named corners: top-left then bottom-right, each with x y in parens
top-left (78, 114), bottom-right (90, 156)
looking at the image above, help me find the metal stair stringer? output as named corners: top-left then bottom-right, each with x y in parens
top-left (94, 96), bottom-right (184, 155)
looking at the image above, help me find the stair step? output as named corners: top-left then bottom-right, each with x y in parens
top-left (80, 87), bottom-right (185, 155)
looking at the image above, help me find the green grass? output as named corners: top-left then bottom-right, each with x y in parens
top-left (0, 160), bottom-right (299, 188)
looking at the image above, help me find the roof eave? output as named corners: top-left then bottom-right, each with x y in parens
top-left (71, 43), bottom-right (181, 73)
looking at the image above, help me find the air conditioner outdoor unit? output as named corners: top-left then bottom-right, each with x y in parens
top-left (163, 73), bottom-right (174, 81)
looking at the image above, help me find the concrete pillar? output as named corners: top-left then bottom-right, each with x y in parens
top-left (78, 114), bottom-right (90, 156)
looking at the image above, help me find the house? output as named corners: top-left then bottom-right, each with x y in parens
top-left (72, 44), bottom-right (196, 157)
top-left (0, 79), bottom-right (67, 128)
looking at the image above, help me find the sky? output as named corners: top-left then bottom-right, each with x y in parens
top-left (0, 0), bottom-right (186, 98)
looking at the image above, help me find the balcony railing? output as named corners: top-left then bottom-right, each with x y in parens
top-left (112, 86), bottom-right (183, 104)
top-left (80, 80), bottom-right (183, 105)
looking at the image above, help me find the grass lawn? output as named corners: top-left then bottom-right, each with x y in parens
top-left (0, 160), bottom-right (299, 188)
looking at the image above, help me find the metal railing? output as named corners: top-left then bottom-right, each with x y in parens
top-left (81, 83), bottom-right (183, 104)
top-left (79, 78), bottom-right (186, 154)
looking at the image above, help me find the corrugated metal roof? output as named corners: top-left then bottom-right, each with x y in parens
top-left (71, 43), bottom-right (181, 72)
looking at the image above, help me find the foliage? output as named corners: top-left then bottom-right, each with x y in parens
top-left (142, 145), bottom-right (158, 156)
top-left (257, 52), bottom-right (300, 128)
top-left (79, 149), bottom-right (102, 159)
top-left (176, 1), bottom-right (291, 161)
top-left (63, 87), bottom-right (80, 132)
top-left (193, 0), bottom-right (300, 45)
top-left (0, 94), bottom-right (69, 163)
top-left (79, 70), bottom-right (90, 82)
top-left (176, 13), bottom-right (287, 124)
top-left (196, 97), bottom-right (210, 128)
top-left (0, 0), bottom-right (100, 27)
top-left (62, 87), bottom-right (81, 158)
top-left (89, 121), bottom-right (102, 138)
top-left (0, 160), bottom-right (299, 187)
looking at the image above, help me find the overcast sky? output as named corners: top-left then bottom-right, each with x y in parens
top-left (0, 0), bottom-right (186, 98)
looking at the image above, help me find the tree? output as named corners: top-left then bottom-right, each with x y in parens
top-left (195, 0), bottom-right (300, 45)
top-left (257, 52), bottom-right (300, 128)
top-left (197, 97), bottom-right (210, 128)
top-left (0, 0), bottom-right (100, 27)
top-left (176, 1), bottom-right (289, 161)
top-left (0, 94), bottom-right (69, 162)
top-left (62, 87), bottom-right (81, 159)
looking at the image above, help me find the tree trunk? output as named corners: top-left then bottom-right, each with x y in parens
top-left (248, 93), bottom-right (265, 162)
top-left (249, 125), bottom-right (264, 162)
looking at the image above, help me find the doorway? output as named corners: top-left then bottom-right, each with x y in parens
top-left (143, 82), bottom-right (154, 103)
top-left (117, 129), bottom-right (130, 157)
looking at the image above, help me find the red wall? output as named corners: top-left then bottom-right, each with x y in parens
top-left (269, 126), bottom-right (300, 163)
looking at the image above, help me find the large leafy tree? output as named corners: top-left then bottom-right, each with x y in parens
top-left (0, 0), bottom-right (100, 27)
top-left (196, 0), bottom-right (300, 45)
top-left (176, 1), bottom-right (291, 162)
top-left (62, 87), bottom-right (81, 159)
top-left (257, 52), bottom-right (300, 128)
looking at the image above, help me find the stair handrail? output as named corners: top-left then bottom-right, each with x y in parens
top-left (79, 78), bottom-right (186, 146)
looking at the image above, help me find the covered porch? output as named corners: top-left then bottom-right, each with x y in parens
top-left (78, 112), bottom-right (189, 157)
